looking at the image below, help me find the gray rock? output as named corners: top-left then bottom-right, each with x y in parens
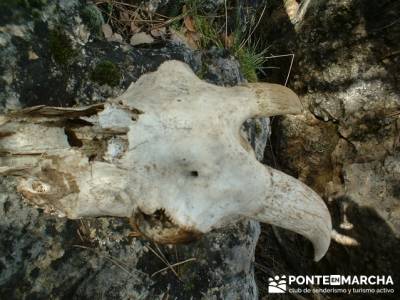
top-left (202, 47), bottom-right (246, 87)
top-left (242, 118), bottom-right (270, 162)
top-left (0, 1), bottom-right (266, 299)
top-left (256, 0), bottom-right (400, 298)
top-left (344, 156), bottom-right (400, 238)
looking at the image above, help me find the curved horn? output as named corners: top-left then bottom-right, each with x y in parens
top-left (232, 83), bottom-right (302, 126)
top-left (251, 166), bottom-right (332, 261)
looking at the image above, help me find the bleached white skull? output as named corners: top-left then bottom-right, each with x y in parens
top-left (0, 61), bottom-right (331, 261)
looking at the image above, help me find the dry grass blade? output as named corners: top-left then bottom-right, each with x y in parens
top-left (285, 53), bottom-right (295, 87)
top-left (151, 258), bottom-right (196, 277)
top-left (387, 111), bottom-right (400, 118)
top-left (264, 53), bottom-right (295, 86)
top-left (238, 4), bottom-right (267, 50)
top-left (150, 14), bottom-right (187, 31)
top-left (145, 244), bottom-right (180, 279)
top-left (95, 0), bottom-right (174, 40)
top-left (154, 242), bottom-right (168, 262)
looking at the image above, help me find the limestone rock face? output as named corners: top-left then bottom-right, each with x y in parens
top-left (256, 0), bottom-right (400, 295)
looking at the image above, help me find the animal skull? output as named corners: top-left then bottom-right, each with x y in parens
top-left (0, 61), bottom-right (331, 261)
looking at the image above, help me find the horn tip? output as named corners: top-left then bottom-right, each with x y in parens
top-left (312, 229), bottom-right (332, 262)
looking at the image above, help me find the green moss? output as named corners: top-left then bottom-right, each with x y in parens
top-left (80, 4), bottom-right (104, 36)
top-left (90, 61), bottom-right (121, 87)
top-left (49, 29), bottom-right (75, 65)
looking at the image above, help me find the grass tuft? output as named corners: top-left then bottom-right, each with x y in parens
top-left (234, 43), bottom-right (267, 82)
top-left (187, 0), bottom-right (268, 82)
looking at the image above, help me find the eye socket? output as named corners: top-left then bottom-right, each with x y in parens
top-left (190, 170), bottom-right (199, 177)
